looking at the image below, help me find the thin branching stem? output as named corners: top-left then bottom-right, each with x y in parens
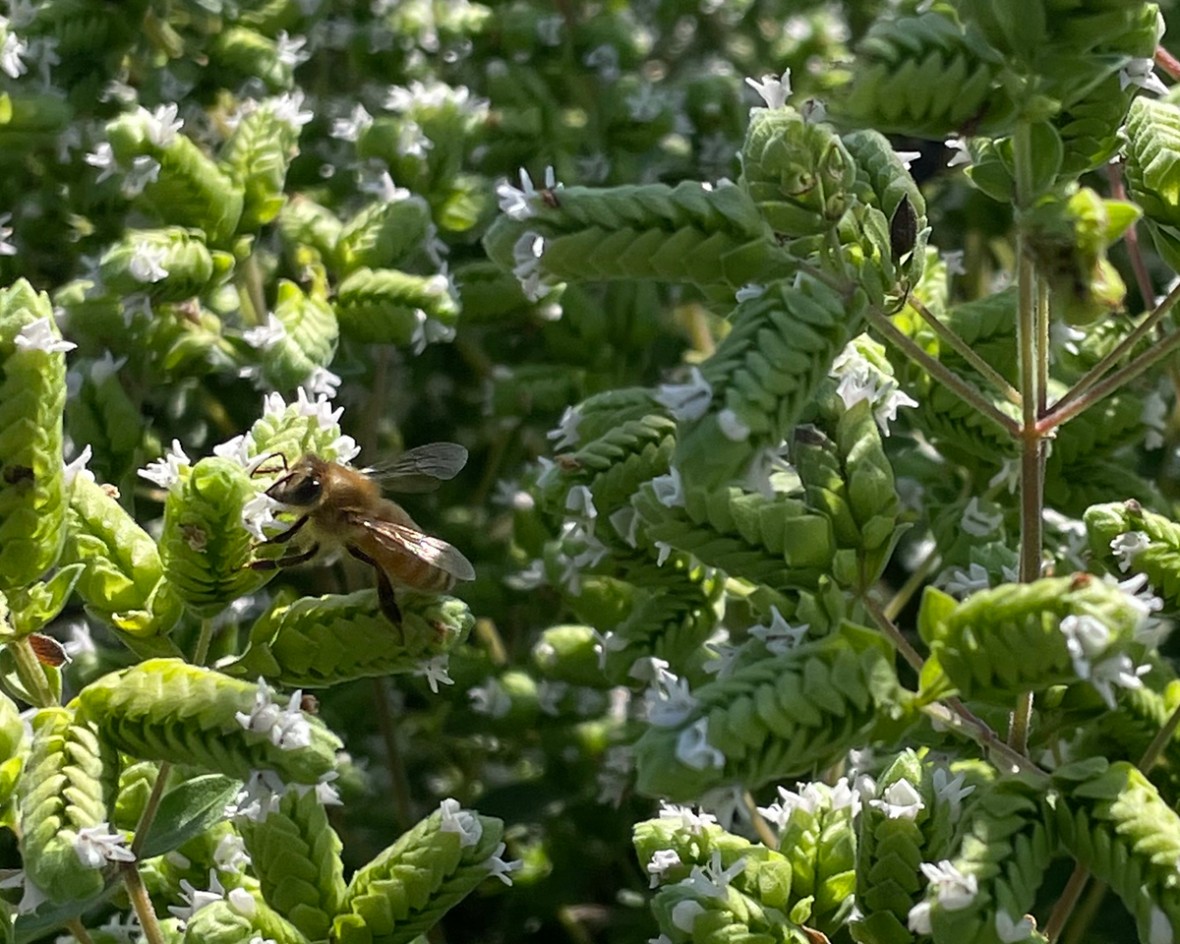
top-left (906, 293), bottom-right (1021, 404)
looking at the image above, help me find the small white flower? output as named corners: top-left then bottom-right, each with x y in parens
top-left (226, 770), bottom-right (287, 822)
top-left (302, 366), bottom-right (342, 399)
top-left (995, 910), bottom-right (1037, 943)
top-left (497, 166), bottom-right (561, 221)
top-left (647, 848), bottom-right (682, 887)
top-left (492, 479), bottom-right (535, 511)
top-left (1120, 57), bottom-right (1169, 96)
top-left (907, 901), bottom-right (933, 935)
top-left (85, 141), bottom-right (118, 182)
top-left (234, 679), bottom-right (311, 751)
top-left (683, 850), bottom-right (746, 900)
top-left (439, 797), bottom-right (483, 847)
top-left (932, 767), bottom-right (974, 822)
top-left (212, 834), bottom-right (250, 874)
top-left (745, 69), bottom-right (791, 109)
top-left (609, 506), bottom-right (640, 547)
top-left (0, 27), bottom-right (28, 78)
top-left (168, 871), bottom-right (226, 926)
top-left (485, 841), bottom-right (523, 885)
top-left (226, 886), bottom-right (256, 917)
top-left (144, 103), bottom-right (184, 148)
top-left (651, 468), bottom-right (685, 508)
top-left (945, 136), bottom-right (972, 168)
top-left (717, 408), bottom-right (750, 442)
top-left (655, 367), bottom-right (713, 421)
top-left (942, 563), bottom-right (992, 598)
top-left (1111, 531), bottom-right (1151, 572)
top-left (670, 900), bottom-right (706, 934)
top-left (272, 90), bottom-right (314, 129)
top-left (505, 558), bottom-right (546, 591)
top-left (591, 628), bottom-right (627, 671)
top-left (414, 655), bottom-right (453, 693)
top-left (565, 484), bottom-right (598, 520)
top-left (1060, 613), bottom-right (1112, 681)
top-left (547, 405), bottom-right (581, 450)
top-left (942, 249), bottom-right (966, 275)
top-left (896, 149), bottom-right (922, 170)
top-left (1149, 905), bottom-right (1172, 944)
top-left (73, 823), bottom-right (136, 868)
top-left (468, 677), bottom-right (511, 718)
top-left (675, 717), bottom-right (724, 771)
top-left (0, 212), bottom-right (16, 256)
top-left (536, 680), bottom-right (568, 716)
top-left (919, 859), bottom-right (978, 911)
top-left (243, 313), bottom-right (287, 350)
top-left (275, 31), bottom-right (310, 68)
top-left (1089, 653), bottom-right (1150, 708)
top-left (657, 801), bottom-right (718, 833)
top-left (330, 103), bottom-right (373, 142)
top-left (511, 231), bottom-right (557, 301)
top-left (138, 439), bottom-right (190, 489)
top-left (870, 778), bottom-right (924, 820)
top-left (960, 497), bottom-right (1003, 537)
top-left (643, 671), bottom-right (698, 727)
top-left (14, 317), bottom-right (75, 354)
top-left (128, 242), bottom-right (169, 283)
top-left (734, 283), bottom-right (765, 303)
top-left (654, 541), bottom-right (673, 566)
top-left (749, 605), bottom-right (809, 655)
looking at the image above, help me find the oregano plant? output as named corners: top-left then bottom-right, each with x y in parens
top-left (1, 2), bottom-right (1180, 944)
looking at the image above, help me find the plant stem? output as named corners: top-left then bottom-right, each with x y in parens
top-left (906, 294), bottom-right (1021, 404)
top-left (191, 617), bottom-right (215, 666)
top-left (371, 677), bottom-right (414, 832)
top-left (1044, 864), bottom-right (1092, 943)
top-left (865, 307), bottom-right (1021, 436)
top-left (1046, 280), bottom-right (1180, 422)
top-left (65, 918), bottom-right (96, 944)
top-left (1137, 698), bottom-right (1180, 772)
top-left (130, 762), bottom-right (173, 860)
top-left (861, 594), bottom-right (924, 674)
top-left (122, 862), bottom-right (167, 944)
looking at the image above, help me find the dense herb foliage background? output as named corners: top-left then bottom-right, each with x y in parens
top-left (6, 1), bottom-right (1180, 943)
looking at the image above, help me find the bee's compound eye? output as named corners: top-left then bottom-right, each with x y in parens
top-left (269, 472), bottom-right (322, 506)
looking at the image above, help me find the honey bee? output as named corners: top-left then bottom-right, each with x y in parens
top-left (250, 443), bottom-right (475, 623)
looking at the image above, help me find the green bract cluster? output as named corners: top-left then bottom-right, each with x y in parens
top-left (4, 1), bottom-right (1180, 943)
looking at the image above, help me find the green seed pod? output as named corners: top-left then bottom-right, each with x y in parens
top-left (1125, 96), bottom-right (1180, 234)
top-left (632, 622), bottom-right (898, 799)
top-left (278, 195), bottom-right (343, 264)
top-left (921, 774), bottom-right (1052, 944)
top-left (243, 390), bottom-right (357, 468)
top-left (207, 26), bottom-right (296, 92)
top-left (634, 481), bottom-right (837, 592)
top-left (854, 752), bottom-right (931, 944)
top-left (770, 779), bottom-right (858, 933)
top-left (1050, 760), bottom-right (1180, 944)
top-left (111, 759), bottom-right (159, 830)
top-left (332, 800), bottom-right (506, 944)
top-left (224, 590), bottom-right (473, 688)
top-left (62, 473), bottom-right (183, 637)
top-left (335, 194), bottom-right (435, 274)
top-left (181, 895), bottom-right (311, 944)
top-left (675, 276), bottom-right (866, 488)
top-left (65, 356), bottom-right (142, 484)
top-left (1084, 500), bottom-right (1180, 611)
top-left (740, 107), bottom-right (856, 237)
top-left (634, 816), bottom-right (794, 912)
top-left (160, 457), bottom-right (269, 617)
top-left (74, 658), bottom-right (341, 784)
top-left (235, 785), bottom-right (346, 941)
top-left (243, 280), bottom-right (339, 392)
top-left (334, 268), bottom-right (459, 345)
top-left (0, 689), bottom-right (25, 817)
top-left (0, 279), bottom-right (69, 591)
top-left (532, 625), bottom-right (608, 687)
top-left (918, 574), bottom-right (1148, 704)
top-left (842, 129), bottom-right (927, 225)
top-left (219, 97), bottom-right (303, 231)
top-left (650, 880), bottom-right (805, 944)
top-left (17, 707), bottom-right (120, 903)
top-left (98, 228), bottom-right (232, 304)
top-left (105, 107), bottom-right (244, 246)
top-left (838, 11), bottom-right (1012, 139)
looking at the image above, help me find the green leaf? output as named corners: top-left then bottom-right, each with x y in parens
top-left (4, 565), bottom-right (83, 636)
top-left (137, 773), bottom-right (241, 860)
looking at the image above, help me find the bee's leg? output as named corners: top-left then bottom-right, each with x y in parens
top-left (259, 514), bottom-right (309, 546)
top-left (347, 546), bottom-right (402, 623)
top-left (250, 542), bottom-right (319, 571)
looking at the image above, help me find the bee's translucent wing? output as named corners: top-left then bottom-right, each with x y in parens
top-left (353, 515), bottom-right (476, 581)
top-left (366, 443), bottom-right (468, 493)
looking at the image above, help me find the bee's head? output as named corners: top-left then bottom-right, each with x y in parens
top-left (265, 454), bottom-right (328, 507)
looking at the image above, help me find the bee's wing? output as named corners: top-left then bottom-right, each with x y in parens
top-left (352, 514), bottom-right (476, 581)
top-left (366, 443), bottom-right (468, 493)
